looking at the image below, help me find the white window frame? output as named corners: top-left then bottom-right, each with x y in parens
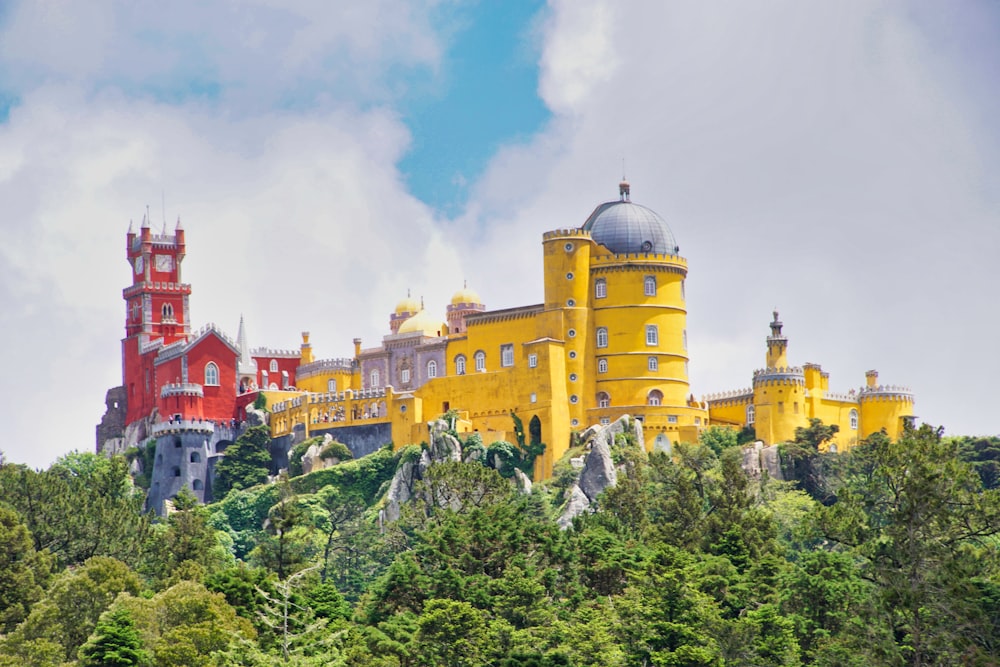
top-left (644, 275), bottom-right (656, 297)
top-left (400, 368), bottom-right (410, 384)
top-left (455, 355), bottom-right (466, 375)
top-left (646, 325), bottom-right (658, 346)
top-left (747, 404), bottom-right (755, 425)
top-left (281, 370), bottom-right (289, 388)
top-left (648, 356), bottom-right (658, 371)
top-left (474, 351), bottom-right (486, 372)
top-left (595, 278), bottom-right (607, 299)
top-left (501, 344), bottom-right (514, 367)
top-left (596, 327), bottom-right (608, 348)
top-left (597, 392), bottom-right (610, 408)
top-left (328, 379), bottom-right (337, 393)
top-left (850, 409), bottom-right (858, 430)
top-left (598, 358), bottom-right (608, 374)
top-left (269, 359), bottom-right (278, 373)
top-left (370, 369), bottom-right (380, 387)
top-left (667, 415), bottom-right (678, 423)
top-left (528, 353), bottom-right (537, 368)
top-left (204, 362), bottom-right (220, 386)
top-left (427, 360), bottom-right (437, 378)
top-left (648, 390), bottom-right (663, 406)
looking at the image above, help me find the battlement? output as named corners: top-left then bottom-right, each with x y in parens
top-left (704, 389), bottom-right (753, 404)
top-left (160, 382), bottom-right (204, 398)
top-left (150, 418), bottom-right (215, 436)
top-left (591, 251), bottom-right (687, 266)
top-left (190, 323), bottom-right (238, 349)
top-left (296, 358), bottom-right (355, 380)
top-left (753, 366), bottom-right (805, 386)
top-left (123, 281), bottom-right (191, 298)
top-left (543, 228), bottom-right (592, 241)
top-left (154, 339), bottom-right (189, 364)
top-left (858, 385), bottom-right (914, 402)
top-left (824, 391), bottom-right (859, 403)
top-left (252, 347), bottom-right (300, 358)
top-left (271, 387), bottom-right (388, 414)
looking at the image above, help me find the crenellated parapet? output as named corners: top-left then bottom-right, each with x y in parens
top-left (150, 418), bottom-right (215, 436)
top-left (590, 252), bottom-right (687, 276)
top-left (752, 366), bottom-right (805, 386)
top-left (252, 347), bottom-right (300, 358)
top-left (858, 385), bottom-right (914, 403)
top-left (296, 358), bottom-right (356, 380)
top-left (825, 391), bottom-right (859, 403)
top-left (123, 281), bottom-right (192, 298)
top-left (160, 382), bottom-right (204, 398)
top-left (543, 229), bottom-right (592, 241)
top-left (271, 387), bottom-right (388, 414)
top-left (704, 389), bottom-right (753, 406)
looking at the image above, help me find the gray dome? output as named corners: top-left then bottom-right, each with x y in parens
top-left (581, 193), bottom-right (678, 255)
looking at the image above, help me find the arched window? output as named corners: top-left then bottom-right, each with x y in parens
top-left (455, 355), bottom-right (466, 375)
top-left (204, 362), bottom-right (219, 385)
top-left (474, 351), bottom-right (486, 372)
top-left (746, 404), bottom-right (755, 425)
top-left (644, 276), bottom-right (656, 296)
top-left (647, 389), bottom-right (663, 406)
top-left (370, 369), bottom-right (380, 387)
top-left (270, 359), bottom-right (278, 372)
top-left (161, 303), bottom-right (174, 320)
top-left (595, 278), bottom-right (607, 299)
top-left (598, 358), bottom-right (608, 373)
top-left (192, 479), bottom-right (204, 490)
top-left (269, 383), bottom-right (278, 390)
top-left (645, 325), bottom-right (658, 346)
top-left (427, 360), bottom-right (438, 378)
top-left (171, 466), bottom-right (181, 478)
top-left (850, 409), bottom-right (858, 430)
top-left (648, 356), bottom-right (658, 371)
top-left (328, 379), bottom-right (337, 393)
top-left (190, 452), bottom-right (201, 463)
top-left (597, 392), bottom-right (611, 408)
top-left (596, 327), bottom-right (608, 348)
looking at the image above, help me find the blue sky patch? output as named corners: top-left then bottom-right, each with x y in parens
top-left (397, 1), bottom-right (550, 215)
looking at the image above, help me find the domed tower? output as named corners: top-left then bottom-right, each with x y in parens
top-left (446, 283), bottom-right (485, 335)
top-left (397, 308), bottom-right (448, 338)
top-left (390, 292), bottom-right (420, 335)
top-left (546, 179), bottom-right (702, 440)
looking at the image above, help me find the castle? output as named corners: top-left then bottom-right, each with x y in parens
top-left (96, 181), bottom-right (914, 511)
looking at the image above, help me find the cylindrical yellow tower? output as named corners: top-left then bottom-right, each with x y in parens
top-left (542, 228), bottom-right (593, 428)
top-left (858, 370), bottom-right (914, 441)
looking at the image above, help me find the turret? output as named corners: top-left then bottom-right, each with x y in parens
top-left (300, 332), bottom-right (314, 365)
top-left (446, 282), bottom-right (485, 335)
top-left (766, 310), bottom-right (788, 368)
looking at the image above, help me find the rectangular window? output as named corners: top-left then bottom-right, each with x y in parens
top-left (595, 279), bottom-right (607, 299)
top-left (668, 415), bottom-right (678, 424)
top-left (644, 276), bottom-right (656, 296)
top-left (530, 392), bottom-right (537, 403)
top-left (400, 368), bottom-right (410, 383)
top-left (646, 325), bottom-right (658, 346)
top-left (600, 417), bottom-right (610, 425)
top-left (528, 353), bottom-right (537, 368)
top-left (501, 344), bottom-right (514, 367)
top-left (648, 356), bottom-right (658, 371)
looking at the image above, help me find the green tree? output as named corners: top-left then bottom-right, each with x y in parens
top-left (699, 425), bottom-right (739, 456)
top-left (1, 556), bottom-right (141, 662)
top-left (251, 480), bottom-right (314, 580)
top-left (78, 607), bottom-right (148, 667)
top-left (0, 507), bottom-right (51, 634)
top-left (781, 418), bottom-right (840, 503)
top-left (213, 426), bottom-right (273, 500)
top-left (413, 599), bottom-right (489, 667)
top-left (819, 424), bottom-right (1000, 665)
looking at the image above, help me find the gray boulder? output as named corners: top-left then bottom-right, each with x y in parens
top-left (557, 485), bottom-right (591, 529)
top-left (512, 468), bottom-right (533, 495)
top-left (578, 436), bottom-right (617, 503)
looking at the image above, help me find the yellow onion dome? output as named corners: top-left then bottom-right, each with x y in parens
top-left (397, 309), bottom-right (448, 337)
top-left (394, 295), bottom-right (420, 316)
top-left (450, 284), bottom-right (482, 307)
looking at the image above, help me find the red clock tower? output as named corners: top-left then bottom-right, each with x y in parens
top-left (122, 216), bottom-right (192, 423)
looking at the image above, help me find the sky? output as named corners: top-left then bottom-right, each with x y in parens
top-left (0, 0), bottom-right (997, 468)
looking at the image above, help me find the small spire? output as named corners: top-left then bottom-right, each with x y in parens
top-left (619, 178), bottom-right (630, 202)
top-left (127, 219), bottom-right (134, 234)
top-left (175, 216), bottom-right (183, 231)
top-left (420, 296), bottom-right (425, 310)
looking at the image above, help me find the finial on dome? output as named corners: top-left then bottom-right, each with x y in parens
top-left (421, 296), bottom-right (425, 310)
top-left (619, 178), bottom-right (630, 202)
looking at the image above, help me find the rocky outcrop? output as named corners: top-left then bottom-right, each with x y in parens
top-left (245, 406), bottom-right (268, 428)
top-left (557, 415), bottom-right (642, 529)
top-left (427, 420), bottom-right (462, 463)
top-left (300, 434), bottom-right (336, 475)
top-left (383, 449), bottom-right (431, 523)
top-left (512, 468), bottom-right (533, 495)
top-left (741, 441), bottom-right (784, 481)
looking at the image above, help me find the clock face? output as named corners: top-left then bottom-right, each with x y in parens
top-left (134, 255), bottom-right (144, 274)
top-left (155, 254), bottom-right (174, 272)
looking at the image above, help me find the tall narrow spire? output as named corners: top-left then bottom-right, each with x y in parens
top-left (236, 314), bottom-right (253, 373)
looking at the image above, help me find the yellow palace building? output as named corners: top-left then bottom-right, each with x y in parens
top-left (264, 181), bottom-right (913, 476)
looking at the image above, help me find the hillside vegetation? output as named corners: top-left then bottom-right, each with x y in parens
top-left (0, 423), bottom-right (998, 666)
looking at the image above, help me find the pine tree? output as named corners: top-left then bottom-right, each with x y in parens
top-left (78, 607), bottom-right (147, 667)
